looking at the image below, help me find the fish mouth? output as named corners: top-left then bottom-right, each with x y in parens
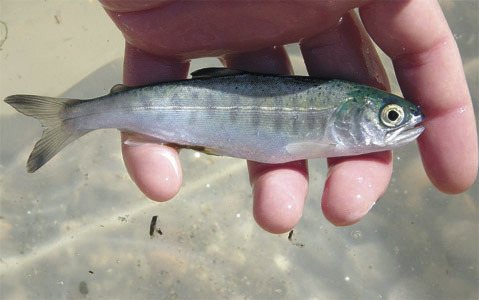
top-left (386, 125), bottom-right (425, 145)
top-left (385, 114), bottom-right (425, 146)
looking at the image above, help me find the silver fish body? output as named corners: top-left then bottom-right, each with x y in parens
top-left (4, 68), bottom-right (424, 172)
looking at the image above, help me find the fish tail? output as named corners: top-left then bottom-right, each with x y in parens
top-left (4, 95), bottom-right (88, 172)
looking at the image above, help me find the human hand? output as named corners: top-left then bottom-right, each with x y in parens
top-left (100, 0), bottom-right (478, 233)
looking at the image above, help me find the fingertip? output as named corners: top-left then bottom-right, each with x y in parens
top-left (252, 166), bottom-right (308, 234)
top-left (121, 133), bottom-right (182, 201)
top-left (322, 152), bottom-right (392, 226)
top-left (418, 112), bottom-right (478, 194)
top-left (321, 181), bottom-right (376, 227)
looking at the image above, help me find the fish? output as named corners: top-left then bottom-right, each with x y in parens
top-left (4, 67), bottom-right (424, 172)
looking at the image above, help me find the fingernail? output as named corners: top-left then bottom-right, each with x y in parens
top-left (123, 138), bottom-right (146, 147)
top-left (158, 148), bottom-right (181, 178)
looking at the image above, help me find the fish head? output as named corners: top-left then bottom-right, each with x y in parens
top-left (328, 87), bottom-right (424, 155)
top-left (375, 95), bottom-right (425, 148)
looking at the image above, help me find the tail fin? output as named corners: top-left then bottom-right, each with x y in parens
top-left (4, 95), bottom-right (87, 172)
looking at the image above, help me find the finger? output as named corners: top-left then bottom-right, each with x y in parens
top-left (250, 161), bottom-right (309, 234)
top-left (121, 43), bottom-right (189, 201)
top-left (100, 0), bottom-right (173, 13)
top-left (360, 0), bottom-right (478, 193)
top-left (123, 43), bottom-right (189, 85)
top-left (102, 1), bottom-right (364, 59)
top-left (301, 11), bottom-right (393, 226)
top-left (322, 152), bottom-right (392, 226)
top-left (222, 46), bottom-right (309, 234)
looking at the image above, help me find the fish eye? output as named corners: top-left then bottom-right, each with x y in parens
top-left (381, 104), bottom-right (405, 127)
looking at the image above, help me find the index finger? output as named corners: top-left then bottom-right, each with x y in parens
top-left (360, 0), bottom-right (478, 193)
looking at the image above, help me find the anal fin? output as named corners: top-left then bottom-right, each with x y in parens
top-left (177, 145), bottom-right (221, 156)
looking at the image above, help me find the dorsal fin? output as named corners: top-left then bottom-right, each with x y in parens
top-left (190, 68), bottom-right (248, 78)
top-left (110, 84), bottom-right (132, 94)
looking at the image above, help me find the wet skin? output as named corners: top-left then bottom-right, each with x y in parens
top-left (100, 0), bottom-right (477, 233)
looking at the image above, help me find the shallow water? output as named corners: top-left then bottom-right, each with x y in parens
top-left (0, 1), bottom-right (477, 299)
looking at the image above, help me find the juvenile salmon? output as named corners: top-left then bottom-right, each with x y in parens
top-left (4, 68), bottom-right (424, 172)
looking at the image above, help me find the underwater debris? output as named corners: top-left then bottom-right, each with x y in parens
top-left (0, 21), bottom-right (7, 50)
top-left (149, 215), bottom-right (163, 237)
top-left (78, 281), bottom-right (88, 295)
top-left (287, 230), bottom-right (305, 248)
top-left (149, 215), bottom-right (157, 237)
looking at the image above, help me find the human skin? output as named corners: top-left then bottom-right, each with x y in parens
top-left (99, 0), bottom-right (478, 233)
